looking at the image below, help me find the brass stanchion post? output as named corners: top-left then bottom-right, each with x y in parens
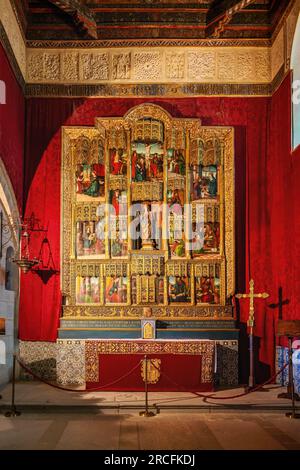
top-left (5, 354), bottom-right (21, 417)
top-left (285, 337), bottom-right (300, 419)
top-left (139, 355), bottom-right (155, 417)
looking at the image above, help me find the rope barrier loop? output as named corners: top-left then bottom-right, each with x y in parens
top-left (150, 359), bottom-right (289, 400)
top-left (16, 355), bottom-right (142, 392)
top-left (14, 355), bottom-right (289, 399)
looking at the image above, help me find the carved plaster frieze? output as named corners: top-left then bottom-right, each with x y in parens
top-left (112, 52), bottom-right (131, 80)
top-left (165, 52), bottom-right (185, 80)
top-left (26, 46), bottom-right (272, 85)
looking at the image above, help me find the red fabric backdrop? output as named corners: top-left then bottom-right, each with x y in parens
top-left (19, 74), bottom-right (300, 383)
top-left (0, 44), bottom-right (25, 209)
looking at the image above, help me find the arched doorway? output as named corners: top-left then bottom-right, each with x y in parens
top-left (0, 157), bottom-right (20, 387)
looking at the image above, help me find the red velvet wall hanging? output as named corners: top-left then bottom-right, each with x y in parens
top-left (0, 44), bottom-right (25, 210)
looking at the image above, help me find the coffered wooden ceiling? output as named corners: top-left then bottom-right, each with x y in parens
top-left (13, 0), bottom-right (293, 41)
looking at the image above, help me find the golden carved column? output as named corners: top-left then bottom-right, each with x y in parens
top-left (104, 130), bottom-right (110, 259)
top-left (70, 140), bottom-right (76, 260)
top-left (162, 126), bottom-right (169, 259)
top-left (185, 128), bottom-right (191, 260)
top-left (126, 127), bottom-right (132, 253)
top-left (219, 140), bottom-right (225, 258)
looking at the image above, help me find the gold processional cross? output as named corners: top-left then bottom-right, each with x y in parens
top-left (236, 279), bottom-right (269, 389)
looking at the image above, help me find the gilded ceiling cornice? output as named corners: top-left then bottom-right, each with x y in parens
top-left (25, 81), bottom-right (272, 98)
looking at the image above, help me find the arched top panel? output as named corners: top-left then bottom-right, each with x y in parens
top-left (124, 104), bottom-right (174, 129)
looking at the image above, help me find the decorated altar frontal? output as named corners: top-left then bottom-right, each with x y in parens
top-left (19, 337), bottom-right (238, 389)
top-left (57, 339), bottom-right (215, 392)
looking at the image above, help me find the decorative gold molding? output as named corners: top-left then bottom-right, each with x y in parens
top-left (131, 182), bottom-right (163, 202)
top-left (131, 255), bottom-right (165, 276)
top-left (25, 82), bottom-right (273, 98)
top-left (63, 310), bottom-right (233, 318)
top-left (26, 39), bottom-right (272, 49)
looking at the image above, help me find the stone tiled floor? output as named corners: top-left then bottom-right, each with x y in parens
top-left (0, 381), bottom-right (297, 408)
top-left (1, 382), bottom-right (300, 450)
top-left (1, 411), bottom-right (300, 450)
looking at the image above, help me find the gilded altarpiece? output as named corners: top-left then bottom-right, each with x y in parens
top-left (61, 104), bottom-right (235, 323)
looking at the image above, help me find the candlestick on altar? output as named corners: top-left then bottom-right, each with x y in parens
top-left (236, 279), bottom-right (269, 390)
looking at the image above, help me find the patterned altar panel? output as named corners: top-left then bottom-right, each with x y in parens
top-left (19, 341), bottom-right (57, 381)
top-left (215, 341), bottom-right (239, 386)
top-left (85, 340), bottom-right (215, 384)
top-left (56, 340), bottom-right (85, 385)
top-left (276, 346), bottom-right (300, 393)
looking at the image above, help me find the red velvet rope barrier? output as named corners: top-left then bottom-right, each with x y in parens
top-left (16, 355), bottom-right (289, 400)
top-left (150, 359), bottom-right (289, 400)
top-left (16, 356), bottom-right (142, 392)
top-left (205, 364), bottom-right (289, 400)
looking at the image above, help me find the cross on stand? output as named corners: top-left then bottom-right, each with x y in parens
top-left (236, 279), bottom-right (269, 390)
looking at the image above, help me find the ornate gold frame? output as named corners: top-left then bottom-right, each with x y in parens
top-left (61, 104), bottom-right (235, 320)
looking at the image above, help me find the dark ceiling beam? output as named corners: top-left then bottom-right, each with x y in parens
top-left (47, 0), bottom-right (97, 39)
top-left (206, 0), bottom-right (257, 38)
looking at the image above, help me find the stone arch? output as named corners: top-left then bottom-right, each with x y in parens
top-left (0, 157), bottom-right (20, 385)
top-left (0, 158), bottom-right (20, 248)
